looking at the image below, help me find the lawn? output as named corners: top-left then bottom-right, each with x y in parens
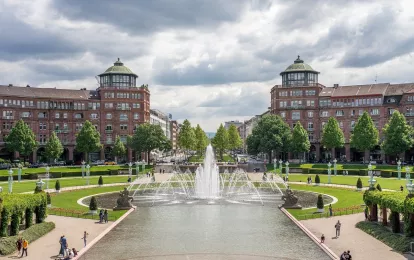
top-left (287, 184), bottom-right (366, 220)
top-left (49, 185), bottom-right (129, 220)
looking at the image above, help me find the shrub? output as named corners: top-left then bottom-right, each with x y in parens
top-left (89, 196), bottom-right (98, 211)
top-left (380, 171), bottom-right (392, 178)
top-left (25, 208), bottom-right (33, 229)
top-left (34, 186), bottom-right (42, 194)
top-left (316, 194), bottom-right (324, 209)
top-left (356, 178), bottom-right (363, 189)
top-left (315, 174), bottom-right (320, 184)
top-left (98, 176), bottom-right (103, 186)
top-left (10, 213), bottom-right (19, 236)
top-left (376, 184), bottom-right (382, 191)
top-left (46, 192), bottom-right (51, 205)
top-left (0, 222), bottom-right (55, 255)
top-left (55, 180), bottom-right (60, 191)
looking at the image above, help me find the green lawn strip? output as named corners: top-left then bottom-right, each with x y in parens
top-left (49, 185), bottom-right (128, 220)
top-left (287, 184), bottom-right (365, 219)
top-left (286, 174), bottom-right (405, 191)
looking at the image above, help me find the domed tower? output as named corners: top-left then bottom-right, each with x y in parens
top-left (98, 58), bottom-right (138, 87)
top-left (280, 56), bottom-right (319, 87)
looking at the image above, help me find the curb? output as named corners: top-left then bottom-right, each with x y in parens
top-left (75, 206), bottom-right (136, 259)
top-left (280, 207), bottom-right (339, 260)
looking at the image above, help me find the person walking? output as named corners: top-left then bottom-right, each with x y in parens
top-left (99, 209), bottom-right (104, 223)
top-left (329, 204), bottom-right (333, 217)
top-left (335, 220), bottom-right (342, 238)
top-left (21, 239), bottom-right (28, 257)
top-left (81, 231), bottom-right (89, 247)
top-left (59, 235), bottom-right (67, 256)
top-left (104, 209), bottom-right (108, 223)
top-left (320, 234), bottom-right (325, 243)
top-left (16, 237), bottom-right (22, 256)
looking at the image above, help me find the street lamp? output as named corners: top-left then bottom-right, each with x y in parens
top-left (8, 168), bottom-right (13, 193)
top-left (368, 163), bottom-right (376, 190)
top-left (327, 162), bottom-right (332, 184)
top-left (397, 160), bottom-right (402, 180)
top-left (142, 160), bottom-right (146, 173)
top-left (36, 179), bottom-right (45, 191)
top-left (18, 163), bottom-right (22, 182)
top-left (81, 160), bottom-right (86, 178)
top-left (279, 159), bottom-right (283, 177)
top-left (128, 162), bottom-right (133, 178)
top-left (285, 161), bottom-right (290, 180)
top-left (333, 158), bottom-right (337, 176)
top-left (135, 161), bottom-right (140, 178)
top-left (86, 164), bottom-right (90, 185)
top-left (406, 166), bottom-right (411, 184)
top-left (45, 165), bottom-right (50, 190)
top-left (273, 159), bottom-right (277, 174)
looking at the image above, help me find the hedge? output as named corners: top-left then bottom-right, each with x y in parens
top-left (0, 222), bottom-right (55, 255)
top-left (363, 190), bottom-right (407, 213)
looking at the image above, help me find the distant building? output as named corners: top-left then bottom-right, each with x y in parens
top-left (170, 120), bottom-right (178, 152)
top-left (237, 111), bottom-right (269, 153)
top-left (224, 120), bottom-right (243, 130)
top-left (150, 109), bottom-right (170, 138)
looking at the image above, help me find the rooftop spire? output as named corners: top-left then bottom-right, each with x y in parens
top-left (294, 55), bottom-right (304, 64)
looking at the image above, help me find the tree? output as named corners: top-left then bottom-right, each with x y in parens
top-left (316, 194), bottom-right (324, 210)
top-left (356, 178), bottom-right (363, 189)
top-left (75, 120), bottom-right (102, 162)
top-left (315, 174), bottom-right (320, 185)
top-left (246, 115), bottom-right (291, 160)
top-left (212, 124), bottom-right (228, 161)
top-left (178, 119), bottom-right (196, 159)
top-left (46, 192), bottom-right (51, 205)
top-left (290, 122), bottom-right (310, 161)
top-left (112, 135), bottom-right (126, 163)
top-left (227, 124), bottom-right (242, 154)
top-left (350, 111), bottom-right (379, 159)
top-left (98, 176), bottom-right (103, 186)
top-left (381, 111), bottom-right (413, 158)
top-left (55, 180), bottom-right (61, 192)
top-left (5, 119), bottom-right (37, 161)
top-left (130, 123), bottom-right (169, 165)
top-left (194, 124), bottom-right (208, 155)
top-left (376, 183), bottom-right (382, 191)
top-left (321, 117), bottom-right (345, 158)
top-left (44, 132), bottom-right (64, 163)
top-left (89, 196), bottom-right (98, 211)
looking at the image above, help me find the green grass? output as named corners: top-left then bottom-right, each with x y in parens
top-left (287, 174), bottom-right (405, 191)
top-left (287, 184), bottom-right (365, 219)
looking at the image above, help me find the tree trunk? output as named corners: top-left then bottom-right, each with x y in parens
top-left (147, 151), bottom-right (151, 165)
top-left (84, 152), bottom-right (88, 163)
top-left (115, 156), bottom-right (118, 164)
top-left (382, 207), bottom-right (387, 226)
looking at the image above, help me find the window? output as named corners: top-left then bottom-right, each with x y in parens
top-left (370, 109), bottom-right (379, 115)
top-left (306, 100), bottom-right (315, 107)
top-left (305, 90), bottom-right (316, 96)
top-left (351, 121), bottom-right (356, 129)
top-left (76, 123), bottom-right (83, 131)
top-left (39, 134), bottom-right (47, 144)
top-left (321, 111), bottom-right (329, 117)
top-left (335, 110), bottom-right (345, 116)
top-left (291, 111), bottom-right (300, 120)
top-left (388, 108), bottom-right (395, 115)
top-left (279, 91), bottom-right (288, 97)
top-left (308, 111), bottom-right (313, 118)
top-left (307, 122), bottom-right (314, 130)
top-left (88, 102), bottom-right (100, 110)
top-left (106, 134), bottom-right (112, 143)
top-left (280, 112), bottom-right (286, 118)
top-left (351, 110), bottom-right (356, 116)
top-left (2, 122), bottom-right (13, 130)
top-left (132, 93), bottom-right (141, 99)
top-left (133, 103), bottom-right (140, 109)
top-left (308, 134), bottom-right (314, 142)
top-left (38, 112), bottom-right (47, 119)
top-left (120, 135), bottom-right (128, 143)
top-left (134, 113), bottom-right (140, 120)
top-left (63, 123), bottom-right (68, 130)
top-left (120, 114), bottom-right (128, 121)
top-left (63, 113), bottom-right (67, 119)
top-left (55, 113), bottom-right (60, 119)
top-left (291, 100), bottom-right (302, 107)
top-left (90, 113), bottom-right (98, 119)
top-left (21, 112), bottom-right (30, 118)
top-left (105, 125), bottom-right (112, 130)
top-left (104, 92), bottom-right (115, 98)
top-left (290, 90), bottom-right (302, 96)
top-left (39, 122), bottom-right (47, 130)
top-left (322, 122), bottom-right (327, 129)
top-left (74, 113), bottom-right (83, 119)
top-left (105, 103), bottom-right (113, 108)
top-left (279, 101), bottom-right (287, 108)
top-left (120, 124), bottom-right (128, 130)
top-left (55, 123), bottom-right (60, 130)
top-left (319, 99), bottom-right (331, 107)
top-left (106, 113), bottom-right (112, 119)
top-left (339, 122), bottom-right (343, 128)
top-left (359, 109), bottom-right (364, 116)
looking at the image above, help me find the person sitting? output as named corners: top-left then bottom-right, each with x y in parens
top-left (320, 234), bottom-right (325, 243)
top-left (63, 248), bottom-right (74, 259)
top-left (72, 248), bottom-right (78, 256)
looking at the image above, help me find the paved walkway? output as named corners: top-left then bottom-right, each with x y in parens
top-left (0, 215), bottom-right (109, 260)
top-left (301, 213), bottom-right (414, 260)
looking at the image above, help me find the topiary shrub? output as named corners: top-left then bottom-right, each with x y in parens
top-left (89, 196), bottom-right (98, 212)
top-left (0, 208), bottom-right (10, 237)
top-left (317, 194), bottom-right (324, 212)
top-left (376, 183), bottom-right (382, 191)
top-left (315, 174), bottom-right (320, 185)
top-left (46, 192), bottom-right (51, 205)
top-left (34, 186), bottom-right (42, 194)
top-left (357, 178), bottom-right (363, 190)
top-left (25, 208), bottom-right (33, 229)
top-left (10, 212), bottom-right (20, 236)
top-left (98, 176), bottom-right (103, 186)
top-left (55, 180), bottom-right (60, 192)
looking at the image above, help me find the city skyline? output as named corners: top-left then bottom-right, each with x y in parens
top-left (1, 0), bottom-right (414, 131)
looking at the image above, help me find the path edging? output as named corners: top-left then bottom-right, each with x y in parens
top-left (280, 207), bottom-right (339, 260)
top-left (75, 206), bottom-right (136, 259)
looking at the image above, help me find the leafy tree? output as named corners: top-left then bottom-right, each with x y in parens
top-left (5, 119), bottom-right (37, 161)
top-left (315, 174), bottom-right (320, 184)
top-left (356, 178), bottom-right (363, 189)
top-left (75, 120), bottom-right (102, 162)
top-left (44, 132), bottom-right (64, 163)
top-left (130, 123), bottom-right (169, 165)
top-left (316, 194), bottom-right (324, 210)
top-left (212, 124), bottom-right (229, 161)
top-left (246, 115), bottom-right (291, 160)
top-left (321, 117), bottom-right (345, 157)
top-left (227, 124), bottom-right (242, 154)
top-left (178, 119), bottom-right (196, 159)
top-left (98, 176), bottom-right (103, 186)
top-left (55, 180), bottom-right (61, 191)
top-left (194, 124), bottom-right (208, 155)
top-left (381, 111), bottom-right (413, 157)
top-left (112, 135), bottom-right (126, 163)
top-left (290, 122), bottom-right (310, 161)
top-left (89, 196), bottom-right (98, 211)
top-left (350, 111), bottom-right (379, 156)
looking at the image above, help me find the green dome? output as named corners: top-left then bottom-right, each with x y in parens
top-left (280, 56), bottom-right (319, 75)
top-left (99, 58), bottom-right (138, 77)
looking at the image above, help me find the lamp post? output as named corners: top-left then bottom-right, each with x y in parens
top-left (86, 164), bottom-right (90, 186)
top-left (406, 166), bottom-right (411, 184)
top-left (368, 163), bottom-right (376, 190)
top-left (81, 160), bottom-right (86, 178)
top-left (45, 166), bottom-right (50, 190)
top-left (128, 162), bottom-right (133, 178)
top-left (273, 159), bottom-right (277, 174)
top-left (327, 162), bottom-right (332, 184)
top-left (36, 179), bottom-right (45, 191)
top-left (333, 158), bottom-right (337, 176)
top-left (18, 163), bottom-right (22, 182)
top-left (135, 161), bottom-right (140, 179)
top-left (397, 160), bottom-right (402, 180)
top-left (285, 161), bottom-right (289, 180)
top-left (8, 168), bottom-right (13, 193)
top-left (142, 160), bottom-right (146, 174)
top-left (279, 159), bottom-right (283, 177)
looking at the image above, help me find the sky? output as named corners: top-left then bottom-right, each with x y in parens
top-left (1, 0), bottom-right (414, 132)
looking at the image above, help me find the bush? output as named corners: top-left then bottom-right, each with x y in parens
top-left (25, 208), bottom-right (33, 229)
top-left (89, 196), bottom-right (98, 211)
top-left (315, 174), bottom-right (320, 184)
top-left (46, 192), bottom-right (51, 205)
top-left (316, 194), bottom-right (324, 209)
top-left (356, 221), bottom-right (413, 252)
top-left (380, 171), bottom-right (392, 178)
top-left (376, 184), bottom-right (382, 191)
top-left (0, 222), bottom-right (55, 255)
top-left (98, 176), bottom-right (103, 186)
top-left (356, 178), bottom-right (363, 189)
top-left (34, 186), bottom-right (42, 194)
top-left (55, 180), bottom-right (60, 191)
top-left (10, 213), bottom-right (20, 236)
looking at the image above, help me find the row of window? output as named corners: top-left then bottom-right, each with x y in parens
top-left (0, 99), bottom-right (34, 107)
top-left (279, 100), bottom-right (315, 108)
top-left (280, 108), bottom-right (382, 119)
top-left (100, 75), bottom-right (136, 87)
top-left (331, 97), bottom-right (383, 107)
top-left (279, 90), bottom-right (317, 97)
top-left (2, 111), bottom-right (141, 122)
top-left (285, 120), bottom-right (379, 131)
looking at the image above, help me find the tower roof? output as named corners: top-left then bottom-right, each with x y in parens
top-left (99, 58), bottom-right (138, 77)
top-left (280, 56), bottom-right (319, 75)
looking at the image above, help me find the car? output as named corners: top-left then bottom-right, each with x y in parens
top-left (105, 161), bottom-right (116, 165)
top-left (28, 163), bottom-right (40, 168)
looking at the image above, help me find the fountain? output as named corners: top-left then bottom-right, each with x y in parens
top-left (194, 144), bottom-right (220, 199)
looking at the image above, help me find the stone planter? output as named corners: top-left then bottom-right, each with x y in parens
top-left (90, 210), bottom-right (98, 215)
top-left (317, 208), bottom-right (324, 213)
top-left (55, 190), bottom-right (61, 193)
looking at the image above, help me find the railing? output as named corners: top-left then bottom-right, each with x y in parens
top-left (55, 129), bottom-right (70, 133)
top-left (286, 105), bottom-right (305, 110)
top-left (405, 113), bottom-right (414, 117)
top-left (295, 205), bottom-right (365, 220)
top-left (48, 208), bottom-right (118, 222)
top-left (2, 116), bottom-right (14, 120)
top-left (119, 118), bottom-right (128, 121)
top-left (105, 129), bottom-right (113, 133)
top-left (106, 140), bottom-right (113, 144)
top-left (307, 128), bottom-right (314, 131)
top-left (116, 107), bottom-right (131, 111)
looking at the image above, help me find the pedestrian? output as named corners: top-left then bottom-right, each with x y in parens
top-left (401, 185), bottom-right (404, 192)
top-left (163, 169), bottom-right (165, 174)
top-left (340, 251), bottom-right (347, 260)
top-left (329, 204), bottom-right (333, 217)
top-left (347, 250), bottom-right (352, 259)
top-left (81, 231), bottom-right (89, 247)
top-left (335, 220), bottom-right (341, 238)
top-left (364, 206), bottom-right (369, 221)
top-left (21, 239), bottom-right (28, 257)
top-left (59, 235), bottom-right (67, 256)
top-left (320, 234), bottom-right (325, 243)
top-left (99, 209), bottom-right (104, 223)
top-left (16, 237), bottom-right (22, 256)
top-left (104, 209), bottom-right (108, 223)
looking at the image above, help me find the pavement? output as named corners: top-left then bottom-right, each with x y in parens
top-left (0, 215), bottom-right (109, 260)
top-left (301, 213), bottom-right (414, 260)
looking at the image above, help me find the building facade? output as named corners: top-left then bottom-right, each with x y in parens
top-left (224, 120), bottom-right (243, 130)
top-left (238, 111), bottom-right (269, 153)
top-left (150, 109), bottom-right (170, 138)
top-left (170, 120), bottom-right (178, 153)
top-left (270, 56), bottom-right (414, 163)
top-left (0, 58), bottom-right (150, 163)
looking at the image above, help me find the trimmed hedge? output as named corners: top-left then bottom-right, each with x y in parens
top-left (0, 222), bottom-right (55, 255)
top-left (356, 221), bottom-right (414, 252)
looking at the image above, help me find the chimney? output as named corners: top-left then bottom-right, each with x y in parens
top-left (334, 84), bottom-right (339, 89)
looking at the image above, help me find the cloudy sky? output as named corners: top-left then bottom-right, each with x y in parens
top-left (1, 0), bottom-right (414, 131)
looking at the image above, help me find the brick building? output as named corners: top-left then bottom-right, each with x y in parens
top-left (270, 56), bottom-right (414, 163)
top-left (0, 58), bottom-right (150, 163)
top-left (170, 120), bottom-right (178, 153)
